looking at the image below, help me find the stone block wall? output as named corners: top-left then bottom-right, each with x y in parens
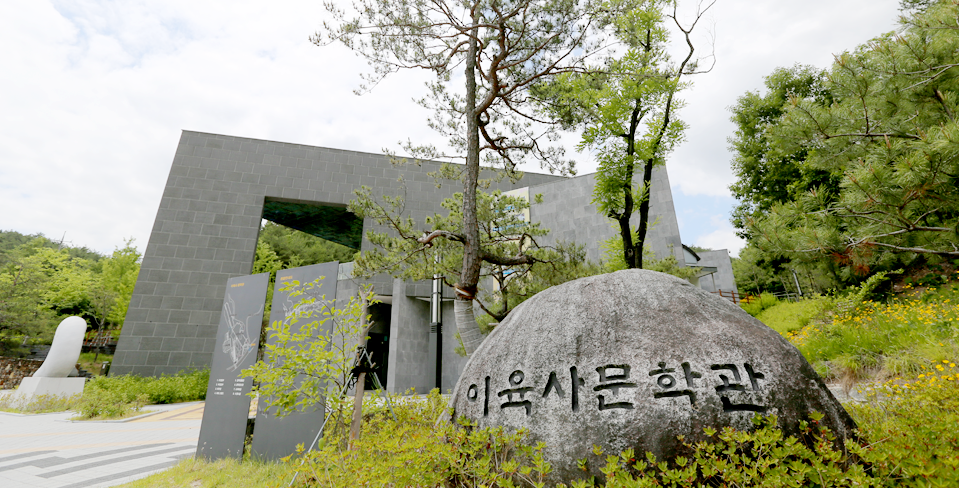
top-left (114, 131), bottom-right (559, 377)
top-left (0, 357), bottom-right (44, 389)
top-left (529, 166), bottom-right (685, 265)
top-left (696, 250), bottom-right (739, 295)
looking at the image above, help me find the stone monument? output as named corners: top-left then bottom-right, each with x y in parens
top-left (15, 316), bottom-right (87, 402)
top-left (449, 270), bottom-right (857, 483)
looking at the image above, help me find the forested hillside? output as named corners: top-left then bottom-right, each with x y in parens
top-left (0, 231), bottom-right (140, 355)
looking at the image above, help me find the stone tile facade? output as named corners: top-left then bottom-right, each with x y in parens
top-left (529, 169), bottom-right (684, 264)
top-left (113, 130), bottom-right (728, 392)
top-left (113, 131), bottom-right (555, 380)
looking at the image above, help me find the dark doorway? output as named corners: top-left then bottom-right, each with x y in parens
top-left (365, 302), bottom-right (391, 389)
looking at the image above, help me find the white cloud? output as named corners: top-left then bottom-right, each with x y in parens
top-left (0, 0), bottom-right (904, 255)
top-left (667, 0), bottom-right (902, 198)
top-left (695, 227), bottom-right (746, 258)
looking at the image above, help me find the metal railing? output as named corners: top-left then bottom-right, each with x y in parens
top-left (712, 289), bottom-right (801, 304)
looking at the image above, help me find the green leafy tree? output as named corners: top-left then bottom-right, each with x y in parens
top-left (535, 0), bottom-right (712, 269)
top-left (353, 189), bottom-right (590, 324)
top-left (0, 256), bottom-right (56, 352)
top-left (600, 230), bottom-right (698, 280)
top-left (748, 3), bottom-right (959, 274)
top-left (728, 65), bottom-right (838, 239)
top-left (317, 0), bottom-right (611, 355)
top-left (242, 281), bottom-right (373, 417)
top-left (87, 239), bottom-right (141, 333)
top-left (0, 241), bottom-right (95, 352)
top-left (470, 241), bottom-right (602, 337)
top-left (256, 222), bottom-right (355, 269)
top-left (0, 231), bottom-right (102, 263)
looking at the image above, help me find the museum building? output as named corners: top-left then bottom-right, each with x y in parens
top-left (111, 130), bottom-right (737, 393)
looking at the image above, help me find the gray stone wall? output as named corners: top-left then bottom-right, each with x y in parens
top-left (114, 131), bottom-right (559, 377)
top-left (386, 279), bottom-right (430, 393)
top-left (0, 357), bottom-right (44, 390)
top-left (695, 250), bottom-right (739, 295)
top-left (529, 166), bottom-right (685, 266)
top-left (114, 130), bottom-right (712, 381)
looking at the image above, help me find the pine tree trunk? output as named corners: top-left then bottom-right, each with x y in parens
top-left (455, 14), bottom-right (485, 357)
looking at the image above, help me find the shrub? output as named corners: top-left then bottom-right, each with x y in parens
top-left (740, 292), bottom-right (778, 317)
top-left (67, 369), bottom-right (209, 420)
top-left (287, 390), bottom-right (552, 487)
top-left (87, 368), bottom-right (209, 405)
top-left (74, 388), bottom-right (149, 420)
top-left (847, 359), bottom-right (959, 487)
top-left (563, 413), bottom-right (872, 488)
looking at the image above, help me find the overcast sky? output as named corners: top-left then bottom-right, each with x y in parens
top-left (0, 0), bottom-right (904, 258)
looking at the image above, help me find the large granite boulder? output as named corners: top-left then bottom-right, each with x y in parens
top-left (449, 270), bottom-right (857, 483)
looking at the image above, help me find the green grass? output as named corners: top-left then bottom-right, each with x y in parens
top-left (77, 351), bottom-right (112, 376)
top-left (787, 283), bottom-right (959, 383)
top-left (755, 296), bottom-right (833, 336)
top-left (0, 393), bottom-right (81, 414)
top-left (118, 457), bottom-right (292, 488)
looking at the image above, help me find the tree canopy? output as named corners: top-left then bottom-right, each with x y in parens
top-left (317, 0), bottom-right (614, 355)
top-left (729, 2), bottom-right (959, 288)
top-left (0, 231), bottom-right (141, 354)
top-left (535, 0), bottom-right (712, 269)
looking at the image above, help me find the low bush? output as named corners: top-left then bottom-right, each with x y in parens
top-left (73, 388), bottom-right (149, 420)
top-left (68, 369), bottom-right (209, 419)
top-left (289, 390), bottom-right (552, 487)
top-left (740, 292), bottom-right (778, 317)
top-left (570, 413), bottom-right (871, 488)
top-left (87, 368), bottom-right (209, 405)
top-left (0, 369), bottom-right (209, 419)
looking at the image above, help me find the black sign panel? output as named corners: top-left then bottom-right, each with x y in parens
top-left (196, 273), bottom-right (269, 460)
top-left (251, 261), bottom-right (339, 461)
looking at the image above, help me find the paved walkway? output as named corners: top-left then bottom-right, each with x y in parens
top-left (0, 402), bottom-right (204, 488)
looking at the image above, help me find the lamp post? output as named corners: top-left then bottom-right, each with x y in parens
top-left (428, 273), bottom-right (443, 390)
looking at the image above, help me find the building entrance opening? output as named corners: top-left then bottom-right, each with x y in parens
top-left (365, 302), bottom-right (391, 389)
top-left (261, 198), bottom-right (363, 250)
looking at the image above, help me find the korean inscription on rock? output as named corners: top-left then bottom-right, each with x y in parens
top-left (465, 359), bottom-right (769, 417)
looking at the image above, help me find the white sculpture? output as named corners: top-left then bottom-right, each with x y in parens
top-left (34, 316), bottom-right (87, 377)
top-left (15, 316), bottom-right (88, 402)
